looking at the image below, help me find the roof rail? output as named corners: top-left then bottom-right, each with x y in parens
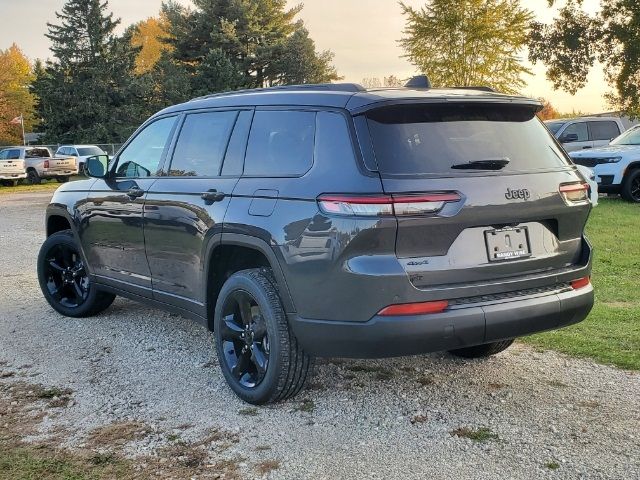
top-left (191, 83), bottom-right (366, 101)
top-left (452, 86), bottom-right (496, 92)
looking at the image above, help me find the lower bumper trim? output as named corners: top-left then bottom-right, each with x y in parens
top-left (289, 286), bottom-right (594, 358)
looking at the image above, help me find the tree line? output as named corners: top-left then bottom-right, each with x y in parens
top-left (0, 0), bottom-right (638, 146)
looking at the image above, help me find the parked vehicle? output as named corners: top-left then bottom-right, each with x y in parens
top-left (575, 165), bottom-right (598, 206)
top-left (54, 145), bottom-right (108, 174)
top-left (6, 147), bottom-right (78, 184)
top-left (545, 117), bottom-right (626, 152)
top-left (570, 124), bottom-right (640, 202)
top-left (0, 147), bottom-right (27, 186)
top-left (37, 82), bottom-right (594, 404)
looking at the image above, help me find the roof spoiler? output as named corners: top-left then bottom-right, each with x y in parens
top-left (405, 75), bottom-right (432, 89)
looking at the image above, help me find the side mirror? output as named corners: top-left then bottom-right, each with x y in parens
top-left (561, 133), bottom-right (579, 143)
top-left (86, 155), bottom-right (109, 178)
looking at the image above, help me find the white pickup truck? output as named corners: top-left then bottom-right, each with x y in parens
top-left (0, 147), bottom-right (28, 186)
top-left (570, 124), bottom-right (640, 202)
top-left (3, 147), bottom-right (78, 184)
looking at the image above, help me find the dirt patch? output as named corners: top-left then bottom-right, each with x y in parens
top-left (255, 459), bottom-right (280, 476)
top-left (87, 421), bottom-right (151, 447)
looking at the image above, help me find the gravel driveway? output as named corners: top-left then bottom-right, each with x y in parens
top-left (0, 190), bottom-right (639, 479)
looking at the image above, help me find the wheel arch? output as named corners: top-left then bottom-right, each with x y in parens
top-left (204, 233), bottom-right (296, 330)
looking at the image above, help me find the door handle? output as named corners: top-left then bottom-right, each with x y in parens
top-left (201, 189), bottom-right (226, 203)
top-left (127, 187), bottom-right (145, 199)
top-left (582, 146), bottom-right (592, 149)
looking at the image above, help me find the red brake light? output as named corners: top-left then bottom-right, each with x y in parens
top-left (559, 182), bottom-right (589, 204)
top-left (44, 160), bottom-right (50, 169)
top-left (378, 300), bottom-right (449, 316)
top-left (317, 193), bottom-right (461, 217)
top-left (571, 276), bottom-right (591, 290)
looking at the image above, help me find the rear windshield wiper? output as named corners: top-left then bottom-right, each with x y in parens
top-left (451, 158), bottom-right (510, 170)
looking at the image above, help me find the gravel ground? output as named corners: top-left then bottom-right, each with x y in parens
top-left (0, 191), bottom-right (639, 479)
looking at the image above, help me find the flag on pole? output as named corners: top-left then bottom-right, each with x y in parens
top-left (10, 115), bottom-right (22, 125)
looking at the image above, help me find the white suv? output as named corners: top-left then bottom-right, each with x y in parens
top-left (570, 125), bottom-right (640, 202)
top-left (54, 145), bottom-right (108, 174)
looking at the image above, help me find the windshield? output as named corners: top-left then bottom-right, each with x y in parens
top-left (366, 103), bottom-right (570, 175)
top-left (545, 121), bottom-right (566, 135)
top-left (77, 146), bottom-right (106, 156)
top-left (26, 148), bottom-right (51, 158)
top-left (610, 126), bottom-right (640, 146)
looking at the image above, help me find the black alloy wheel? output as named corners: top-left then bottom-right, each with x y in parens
top-left (214, 268), bottom-right (313, 404)
top-left (37, 230), bottom-right (116, 317)
top-left (219, 290), bottom-right (270, 388)
top-left (43, 242), bottom-right (89, 308)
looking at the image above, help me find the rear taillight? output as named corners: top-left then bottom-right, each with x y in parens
top-left (43, 160), bottom-right (50, 168)
top-left (378, 300), bottom-right (449, 316)
top-left (571, 276), bottom-right (591, 290)
top-left (317, 193), bottom-right (461, 217)
top-left (559, 182), bottom-right (589, 204)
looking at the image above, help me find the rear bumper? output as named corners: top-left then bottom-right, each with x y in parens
top-left (289, 284), bottom-right (594, 358)
top-left (0, 173), bottom-right (27, 180)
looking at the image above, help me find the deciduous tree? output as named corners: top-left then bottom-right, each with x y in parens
top-left (529, 0), bottom-right (640, 116)
top-left (399, 0), bottom-right (533, 93)
top-left (0, 44), bottom-right (36, 145)
top-left (129, 16), bottom-right (171, 74)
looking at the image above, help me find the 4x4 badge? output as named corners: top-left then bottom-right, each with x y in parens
top-left (505, 188), bottom-right (530, 200)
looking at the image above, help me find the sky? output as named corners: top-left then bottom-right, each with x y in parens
top-left (0, 0), bottom-right (608, 113)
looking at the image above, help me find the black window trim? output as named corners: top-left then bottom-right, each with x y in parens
top-left (110, 114), bottom-right (180, 180)
top-left (164, 108), bottom-right (244, 179)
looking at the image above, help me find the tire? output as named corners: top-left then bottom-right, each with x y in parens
top-left (621, 169), bottom-right (640, 203)
top-left (0, 180), bottom-right (17, 187)
top-left (449, 340), bottom-right (514, 359)
top-left (56, 176), bottom-right (70, 183)
top-left (37, 230), bottom-right (116, 318)
top-left (27, 169), bottom-right (41, 185)
top-left (213, 268), bottom-right (313, 404)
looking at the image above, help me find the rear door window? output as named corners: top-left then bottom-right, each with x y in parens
top-left (244, 110), bottom-right (316, 176)
top-left (365, 103), bottom-right (570, 175)
top-left (169, 111), bottom-right (237, 177)
top-left (589, 121), bottom-right (620, 141)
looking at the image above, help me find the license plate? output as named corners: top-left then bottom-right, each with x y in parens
top-left (485, 227), bottom-right (531, 262)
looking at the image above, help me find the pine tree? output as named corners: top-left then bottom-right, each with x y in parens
top-left (33, 0), bottom-right (144, 143)
top-left (161, 0), bottom-right (339, 95)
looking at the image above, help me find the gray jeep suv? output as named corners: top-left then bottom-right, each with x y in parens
top-left (37, 81), bottom-right (594, 404)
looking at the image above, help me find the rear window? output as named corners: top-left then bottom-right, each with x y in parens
top-left (366, 103), bottom-right (570, 175)
top-left (546, 121), bottom-right (566, 135)
top-left (77, 147), bottom-right (105, 156)
top-left (26, 148), bottom-right (50, 158)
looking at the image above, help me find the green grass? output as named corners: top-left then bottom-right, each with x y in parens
top-left (522, 198), bottom-right (640, 370)
top-left (0, 447), bottom-right (128, 480)
top-left (0, 176), bottom-right (84, 195)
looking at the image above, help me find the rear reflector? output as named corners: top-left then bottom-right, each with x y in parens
top-left (571, 276), bottom-right (591, 290)
top-left (317, 193), bottom-right (460, 217)
top-left (559, 182), bottom-right (589, 204)
top-left (378, 300), bottom-right (449, 316)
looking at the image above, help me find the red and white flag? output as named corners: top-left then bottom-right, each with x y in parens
top-left (10, 115), bottom-right (22, 125)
